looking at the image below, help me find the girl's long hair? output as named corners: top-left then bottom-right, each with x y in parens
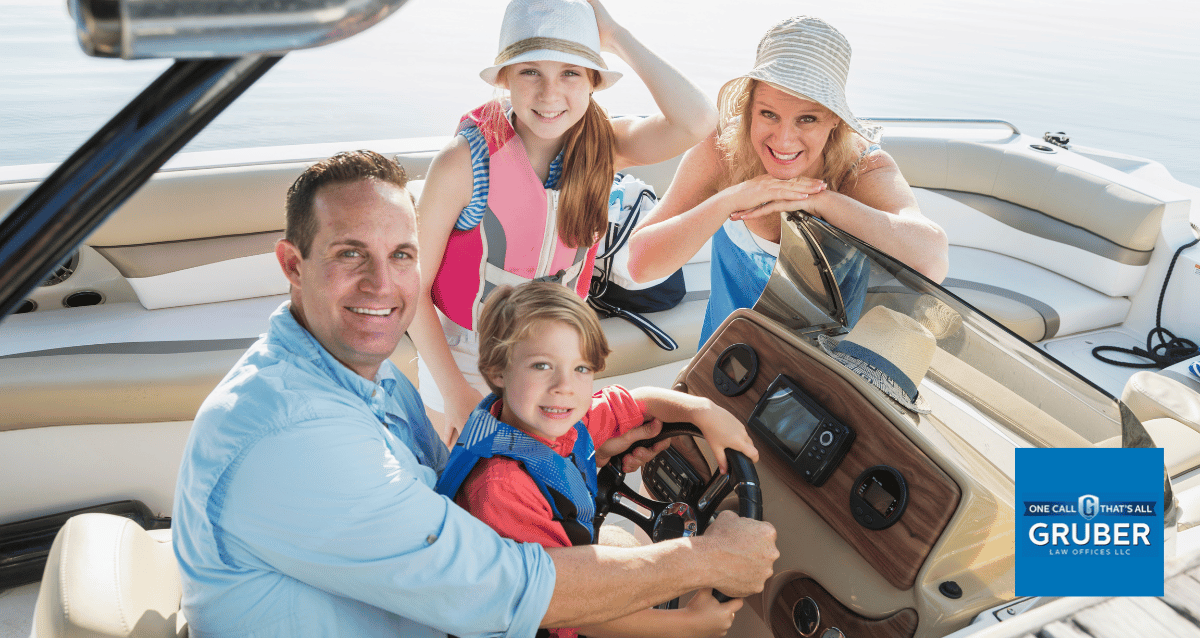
top-left (557, 69), bottom-right (615, 248)
top-left (718, 79), bottom-right (861, 193)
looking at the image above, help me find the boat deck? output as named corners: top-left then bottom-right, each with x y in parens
top-left (972, 553), bottom-right (1200, 638)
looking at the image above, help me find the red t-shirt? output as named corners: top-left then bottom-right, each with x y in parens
top-left (457, 385), bottom-right (647, 547)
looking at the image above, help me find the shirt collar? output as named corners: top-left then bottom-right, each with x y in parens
top-left (267, 301), bottom-right (395, 402)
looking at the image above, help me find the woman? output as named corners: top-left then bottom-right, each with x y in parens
top-left (412, 0), bottom-right (716, 442)
top-left (627, 16), bottom-right (949, 346)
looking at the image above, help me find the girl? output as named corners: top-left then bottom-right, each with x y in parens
top-left (413, 0), bottom-right (716, 442)
top-left (626, 16), bottom-right (949, 346)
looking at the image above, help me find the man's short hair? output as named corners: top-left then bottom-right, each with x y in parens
top-left (285, 150), bottom-right (410, 258)
top-left (477, 282), bottom-right (611, 396)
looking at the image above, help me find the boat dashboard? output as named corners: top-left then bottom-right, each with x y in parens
top-left (632, 213), bottom-right (1133, 638)
top-left (646, 310), bottom-right (975, 638)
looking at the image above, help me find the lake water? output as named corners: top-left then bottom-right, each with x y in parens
top-left (2, 0), bottom-right (1198, 185)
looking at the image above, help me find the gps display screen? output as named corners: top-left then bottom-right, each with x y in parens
top-left (754, 385), bottom-right (821, 458)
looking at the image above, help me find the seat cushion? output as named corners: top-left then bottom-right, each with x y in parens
top-left (1122, 369), bottom-right (1200, 434)
top-left (942, 246), bottom-right (1130, 342)
top-left (1097, 418), bottom-right (1200, 478)
top-left (33, 513), bottom-right (184, 638)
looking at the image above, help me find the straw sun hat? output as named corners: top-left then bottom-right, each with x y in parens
top-left (480, 0), bottom-right (622, 91)
top-left (718, 16), bottom-right (880, 143)
top-left (817, 306), bottom-right (936, 414)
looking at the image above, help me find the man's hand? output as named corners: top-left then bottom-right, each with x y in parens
top-left (695, 511), bottom-right (778, 598)
top-left (595, 418), bottom-right (672, 473)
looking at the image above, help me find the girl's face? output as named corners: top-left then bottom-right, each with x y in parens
top-left (748, 83), bottom-right (841, 180)
top-left (491, 320), bottom-right (595, 442)
top-left (503, 60), bottom-right (594, 143)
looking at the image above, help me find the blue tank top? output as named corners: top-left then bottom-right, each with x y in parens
top-left (700, 219), bottom-right (871, 347)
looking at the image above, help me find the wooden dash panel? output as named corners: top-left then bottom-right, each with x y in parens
top-left (770, 575), bottom-right (917, 638)
top-left (684, 315), bottom-right (960, 590)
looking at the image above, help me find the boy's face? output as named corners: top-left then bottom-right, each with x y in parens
top-left (492, 320), bottom-right (595, 441)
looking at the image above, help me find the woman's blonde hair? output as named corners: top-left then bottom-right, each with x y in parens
top-left (477, 282), bottom-right (611, 397)
top-left (717, 79), bottom-right (861, 192)
top-left (490, 68), bottom-right (615, 248)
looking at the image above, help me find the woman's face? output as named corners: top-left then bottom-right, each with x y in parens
top-left (748, 83), bottom-right (841, 180)
top-left (503, 60), bottom-right (594, 143)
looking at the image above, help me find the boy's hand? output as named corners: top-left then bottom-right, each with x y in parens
top-left (595, 418), bottom-right (672, 473)
top-left (681, 589), bottom-right (742, 638)
top-left (693, 401), bottom-right (758, 474)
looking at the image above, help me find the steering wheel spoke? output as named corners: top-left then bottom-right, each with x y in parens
top-left (610, 477), bottom-right (673, 536)
top-left (695, 471), bottom-right (734, 531)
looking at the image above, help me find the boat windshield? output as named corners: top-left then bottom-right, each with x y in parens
top-left (754, 213), bottom-right (1123, 475)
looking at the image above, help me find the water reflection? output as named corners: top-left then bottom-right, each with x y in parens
top-left (1, 0), bottom-right (1197, 185)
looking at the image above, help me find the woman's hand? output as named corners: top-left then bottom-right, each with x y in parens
top-left (585, 0), bottom-right (622, 53)
top-left (722, 174), bottom-right (826, 222)
top-left (680, 589), bottom-right (743, 638)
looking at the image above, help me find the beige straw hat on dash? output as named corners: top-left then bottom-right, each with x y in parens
top-left (817, 306), bottom-right (936, 414)
top-left (480, 0), bottom-right (622, 91)
top-left (718, 16), bottom-right (881, 143)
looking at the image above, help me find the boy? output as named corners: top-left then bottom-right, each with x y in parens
top-left (436, 282), bottom-right (760, 638)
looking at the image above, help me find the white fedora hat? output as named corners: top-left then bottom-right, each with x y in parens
top-left (718, 16), bottom-right (880, 143)
top-left (480, 0), bottom-right (622, 91)
top-left (817, 305), bottom-right (935, 413)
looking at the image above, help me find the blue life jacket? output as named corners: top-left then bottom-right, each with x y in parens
top-left (436, 395), bottom-right (599, 546)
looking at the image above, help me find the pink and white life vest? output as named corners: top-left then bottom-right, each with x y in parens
top-left (431, 102), bottom-right (598, 330)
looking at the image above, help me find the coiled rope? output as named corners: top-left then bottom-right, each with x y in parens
top-left (1092, 236), bottom-right (1200, 369)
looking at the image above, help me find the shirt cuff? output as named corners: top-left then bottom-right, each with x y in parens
top-left (505, 543), bottom-right (556, 638)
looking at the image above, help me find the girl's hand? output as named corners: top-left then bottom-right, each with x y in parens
top-left (722, 174), bottom-right (826, 222)
top-left (681, 589), bottom-right (743, 638)
top-left (694, 402), bottom-right (758, 474)
top-left (445, 387), bottom-right (484, 447)
top-left (585, 0), bottom-right (622, 53)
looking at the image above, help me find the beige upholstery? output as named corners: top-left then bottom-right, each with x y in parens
top-left (0, 334), bottom-right (421, 431)
top-left (885, 135), bottom-right (1169, 252)
top-left (1097, 418), bottom-right (1200, 478)
top-left (1106, 364), bottom-right (1200, 477)
top-left (599, 299), bottom-right (705, 379)
top-left (1122, 370), bottom-right (1200, 434)
top-left (884, 133), bottom-right (1184, 341)
top-left (940, 246), bottom-right (1130, 342)
top-left (32, 513), bottom-right (185, 638)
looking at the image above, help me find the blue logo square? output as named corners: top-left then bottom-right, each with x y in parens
top-left (1016, 447), bottom-right (1164, 596)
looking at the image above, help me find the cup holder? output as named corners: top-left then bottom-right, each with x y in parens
top-left (63, 291), bottom-right (104, 308)
top-left (15, 299), bottom-right (37, 314)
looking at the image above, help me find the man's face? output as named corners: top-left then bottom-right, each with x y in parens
top-left (276, 178), bottom-right (419, 379)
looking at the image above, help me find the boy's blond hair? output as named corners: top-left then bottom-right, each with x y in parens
top-left (477, 283), bottom-right (611, 396)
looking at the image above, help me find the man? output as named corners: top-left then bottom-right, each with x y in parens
top-left (173, 150), bottom-right (777, 637)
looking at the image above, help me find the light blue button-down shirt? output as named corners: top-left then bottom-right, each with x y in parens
top-left (173, 302), bottom-right (555, 637)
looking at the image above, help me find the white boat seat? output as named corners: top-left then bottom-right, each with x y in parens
top-left (1121, 368), bottom-right (1200, 435)
top-left (940, 246), bottom-right (1129, 342)
top-left (31, 513), bottom-right (186, 638)
top-left (1096, 418), bottom-right (1200, 478)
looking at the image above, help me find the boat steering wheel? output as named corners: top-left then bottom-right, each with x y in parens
top-left (593, 422), bottom-right (762, 602)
